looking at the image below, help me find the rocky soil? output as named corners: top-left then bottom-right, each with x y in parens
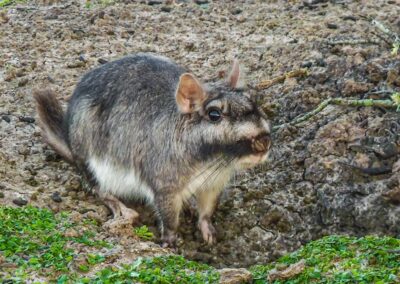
top-left (1, 0), bottom-right (399, 271)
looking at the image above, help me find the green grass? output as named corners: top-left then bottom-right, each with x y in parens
top-left (68, 255), bottom-right (220, 284)
top-left (1, 206), bottom-right (399, 283)
top-left (250, 235), bottom-right (400, 283)
top-left (0, 206), bottom-right (110, 281)
top-left (0, 0), bottom-right (25, 7)
top-left (0, 206), bottom-right (218, 283)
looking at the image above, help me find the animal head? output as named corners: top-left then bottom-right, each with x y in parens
top-left (175, 60), bottom-right (271, 169)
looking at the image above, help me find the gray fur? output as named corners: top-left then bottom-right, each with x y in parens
top-left (35, 53), bottom-right (271, 245)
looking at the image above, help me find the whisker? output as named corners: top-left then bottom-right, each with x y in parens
top-left (197, 156), bottom-right (237, 193)
top-left (194, 156), bottom-right (227, 193)
top-left (189, 155), bottom-right (225, 185)
top-left (180, 155), bottom-right (225, 202)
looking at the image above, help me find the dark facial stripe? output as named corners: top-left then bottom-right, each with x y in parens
top-left (198, 140), bottom-right (254, 162)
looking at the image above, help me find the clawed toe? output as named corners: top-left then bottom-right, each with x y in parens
top-left (161, 230), bottom-right (178, 248)
top-left (199, 219), bottom-right (217, 245)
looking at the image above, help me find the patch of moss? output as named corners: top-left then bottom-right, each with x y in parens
top-left (251, 235), bottom-right (400, 283)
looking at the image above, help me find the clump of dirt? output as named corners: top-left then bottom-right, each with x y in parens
top-left (1, 0), bottom-right (399, 270)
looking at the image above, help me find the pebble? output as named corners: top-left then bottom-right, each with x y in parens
top-left (67, 61), bottom-right (86, 68)
top-left (51, 191), bottom-right (63, 203)
top-left (303, 0), bottom-right (328, 4)
top-left (147, 0), bottom-right (162, 5)
top-left (98, 58), bottom-right (108, 65)
top-left (1, 115), bottom-right (11, 123)
top-left (300, 61), bottom-right (312, 68)
top-left (326, 23), bottom-right (338, 29)
top-left (341, 15), bottom-right (357, 21)
top-left (231, 8), bottom-right (242, 15)
top-left (79, 54), bottom-right (87, 62)
top-left (13, 198), bottom-right (28, 206)
top-left (19, 116), bottom-right (35, 123)
top-left (161, 6), bottom-right (172, 13)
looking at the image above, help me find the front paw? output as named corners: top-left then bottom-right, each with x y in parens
top-left (161, 230), bottom-right (177, 248)
top-left (199, 219), bottom-right (217, 245)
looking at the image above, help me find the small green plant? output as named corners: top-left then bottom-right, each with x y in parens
top-left (134, 225), bottom-right (154, 241)
top-left (87, 253), bottom-right (106, 265)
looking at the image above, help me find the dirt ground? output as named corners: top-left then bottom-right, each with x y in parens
top-left (1, 0), bottom-right (400, 270)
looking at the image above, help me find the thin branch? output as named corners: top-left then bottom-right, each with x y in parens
top-left (272, 98), bottom-right (397, 132)
top-left (327, 39), bottom-right (380, 45)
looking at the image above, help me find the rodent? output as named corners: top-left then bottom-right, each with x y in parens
top-left (34, 53), bottom-right (271, 246)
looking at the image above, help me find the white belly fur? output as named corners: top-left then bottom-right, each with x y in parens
top-left (88, 157), bottom-right (155, 203)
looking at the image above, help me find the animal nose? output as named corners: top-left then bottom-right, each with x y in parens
top-left (252, 133), bottom-right (271, 153)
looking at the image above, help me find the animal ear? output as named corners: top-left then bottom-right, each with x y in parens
top-left (176, 73), bottom-right (207, 114)
top-left (227, 59), bottom-right (241, 89)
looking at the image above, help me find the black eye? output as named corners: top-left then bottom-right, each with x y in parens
top-left (208, 109), bottom-right (222, 122)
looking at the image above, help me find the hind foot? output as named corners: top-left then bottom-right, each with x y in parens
top-left (99, 193), bottom-right (139, 236)
top-left (199, 218), bottom-right (217, 245)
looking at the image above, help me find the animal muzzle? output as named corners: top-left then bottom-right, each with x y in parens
top-left (251, 134), bottom-right (271, 153)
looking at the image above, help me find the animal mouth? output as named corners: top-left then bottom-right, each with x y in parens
top-left (234, 134), bottom-right (271, 169)
top-left (251, 133), bottom-right (271, 154)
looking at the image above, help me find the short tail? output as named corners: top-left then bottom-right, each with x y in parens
top-left (33, 89), bottom-right (73, 163)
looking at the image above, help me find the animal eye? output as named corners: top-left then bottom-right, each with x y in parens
top-left (208, 109), bottom-right (222, 122)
